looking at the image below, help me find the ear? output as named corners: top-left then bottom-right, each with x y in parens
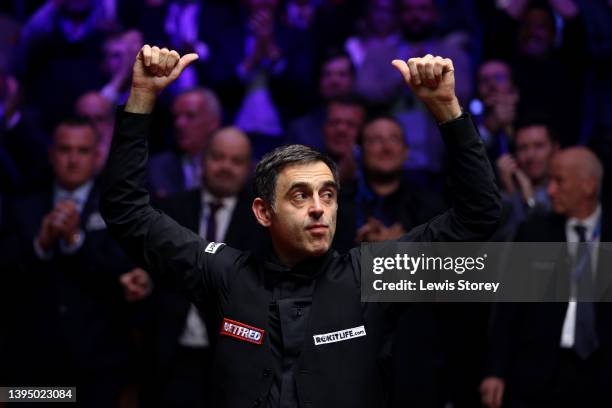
top-left (252, 197), bottom-right (272, 227)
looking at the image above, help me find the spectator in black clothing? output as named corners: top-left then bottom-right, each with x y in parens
top-left (0, 72), bottom-right (50, 194)
top-left (3, 117), bottom-right (151, 407)
top-left (287, 50), bottom-right (355, 150)
top-left (16, 0), bottom-right (113, 131)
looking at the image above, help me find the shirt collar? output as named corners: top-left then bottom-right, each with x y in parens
top-left (54, 179), bottom-right (94, 212)
top-left (201, 189), bottom-right (238, 210)
top-left (567, 204), bottom-right (602, 239)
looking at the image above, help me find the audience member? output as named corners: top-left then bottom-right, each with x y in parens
top-left (147, 87), bottom-right (222, 198)
top-left (17, 0), bottom-right (113, 131)
top-left (493, 120), bottom-right (558, 240)
top-left (336, 116), bottom-right (445, 250)
top-left (74, 91), bottom-right (115, 173)
top-left (472, 59), bottom-right (520, 164)
top-left (322, 96), bottom-right (366, 185)
top-left (482, 147), bottom-right (612, 407)
top-left (3, 117), bottom-right (151, 407)
top-left (0, 72), bottom-right (50, 194)
top-left (100, 30), bottom-right (144, 105)
top-left (287, 50), bottom-right (355, 149)
top-left (345, 0), bottom-right (406, 106)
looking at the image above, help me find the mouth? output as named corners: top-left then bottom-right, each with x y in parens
top-left (306, 224), bottom-right (329, 234)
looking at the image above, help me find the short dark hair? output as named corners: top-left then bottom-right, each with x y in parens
top-left (53, 116), bottom-right (99, 143)
top-left (254, 144), bottom-right (339, 206)
top-left (319, 48), bottom-right (355, 77)
top-left (359, 115), bottom-right (406, 146)
top-left (515, 116), bottom-right (558, 144)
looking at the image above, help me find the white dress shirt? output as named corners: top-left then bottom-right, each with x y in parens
top-left (560, 204), bottom-right (601, 348)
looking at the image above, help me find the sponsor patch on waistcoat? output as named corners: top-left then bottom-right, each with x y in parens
top-left (204, 242), bottom-right (225, 254)
top-left (220, 318), bottom-right (265, 345)
top-left (313, 325), bottom-right (367, 345)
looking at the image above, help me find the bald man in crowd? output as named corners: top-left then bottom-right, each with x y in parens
top-left (148, 87), bottom-right (222, 198)
top-left (482, 147), bottom-right (612, 407)
top-left (152, 127), bottom-right (268, 408)
top-left (75, 91), bottom-right (115, 172)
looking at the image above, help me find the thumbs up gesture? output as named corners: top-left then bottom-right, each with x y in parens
top-left (392, 54), bottom-right (461, 123)
top-left (126, 45), bottom-right (199, 113)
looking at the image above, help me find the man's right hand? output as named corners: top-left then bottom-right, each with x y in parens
top-left (125, 45), bottom-right (198, 114)
top-left (480, 376), bottom-right (505, 408)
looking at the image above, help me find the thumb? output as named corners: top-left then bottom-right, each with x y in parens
top-left (171, 53), bottom-right (199, 78)
top-left (391, 59), bottom-right (411, 83)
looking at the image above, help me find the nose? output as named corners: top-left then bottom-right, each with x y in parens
top-left (308, 196), bottom-right (324, 220)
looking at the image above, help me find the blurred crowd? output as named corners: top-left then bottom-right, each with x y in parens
top-left (1, 0), bottom-right (612, 407)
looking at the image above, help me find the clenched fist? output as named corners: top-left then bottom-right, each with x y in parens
top-left (391, 55), bottom-right (461, 123)
top-left (126, 45), bottom-right (199, 114)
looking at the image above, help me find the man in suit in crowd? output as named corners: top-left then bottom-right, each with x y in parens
top-left (481, 147), bottom-right (612, 407)
top-left (147, 87), bottom-right (221, 198)
top-left (153, 126), bottom-right (268, 407)
top-left (2, 117), bottom-right (151, 408)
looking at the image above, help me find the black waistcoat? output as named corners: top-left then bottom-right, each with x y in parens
top-left (211, 249), bottom-right (389, 408)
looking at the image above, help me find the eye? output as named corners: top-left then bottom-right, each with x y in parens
top-left (320, 190), bottom-right (335, 202)
top-left (293, 192), bottom-right (307, 201)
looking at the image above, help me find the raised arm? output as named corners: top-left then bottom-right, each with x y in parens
top-left (391, 55), bottom-right (501, 241)
top-left (100, 46), bottom-right (217, 296)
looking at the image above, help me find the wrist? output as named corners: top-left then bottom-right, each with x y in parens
top-left (427, 97), bottom-right (462, 124)
top-left (125, 87), bottom-right (156, 114)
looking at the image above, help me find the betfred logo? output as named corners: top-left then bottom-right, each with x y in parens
top-left (220, 318), bottom-right (265, 345)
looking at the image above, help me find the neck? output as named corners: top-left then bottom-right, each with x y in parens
top-left (365, 170), bottom-right (402, 197)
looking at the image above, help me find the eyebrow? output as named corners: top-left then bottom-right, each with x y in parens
top-left (287, 180), bottom-right (338, 192)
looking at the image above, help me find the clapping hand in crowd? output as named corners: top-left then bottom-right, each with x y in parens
top-left (36, 200), bottom-right (81, 252)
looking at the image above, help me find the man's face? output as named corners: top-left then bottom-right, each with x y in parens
top-left (203, 130), bottom-right (252, 198)
top-left (362, 118), bottom-right (407, 175)
top-left (75, 93), bottom-right (113, 132)
top-left (477, 61), bottom-right (513, 103)
top-left (50, 124), bottom-right (98, 190)
top-left (399, 0), bottom-right (437, 37)
top-left (519, 8), bottom-right (555, 58)
top-left (323, 103), bottom-right (365, 157)
top-left (547, 154), bottom-right (587, 216)
top-left (368, 0), bottom-right (397, 37)
top-left (515, 125), bottom-right (556, 184)
top-left (319, 57), bottom-right (354, 101)
top-left (268, 162), bottom-right (338, 261)
top-left (173, 92), bottom-right (219, 156)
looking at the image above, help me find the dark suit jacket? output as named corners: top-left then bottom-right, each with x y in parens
top-left (153, 188), bottom-right (270, 368)
top-left (2, 181), bottom-right (135, 384)
top-left (147, 150), bottom-right (185, 199)
top-left (486, 210), bottom-right (612, 404)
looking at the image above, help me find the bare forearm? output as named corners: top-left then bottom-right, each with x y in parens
top-left (125, 88), bottom-right (156, 114)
